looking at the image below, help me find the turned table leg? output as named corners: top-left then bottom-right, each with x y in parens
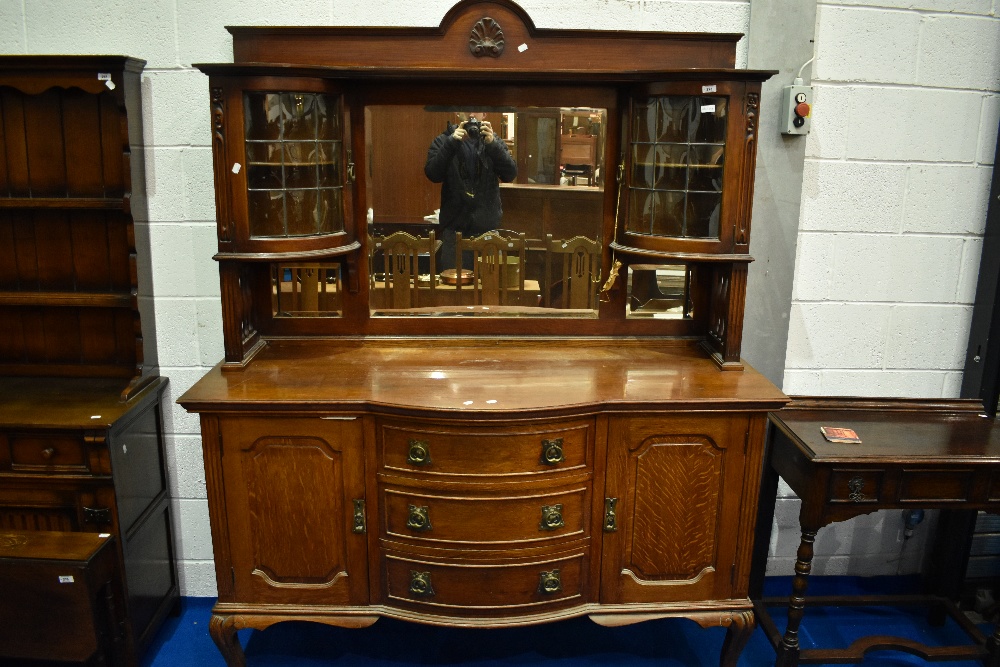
top-left (720, 610), bottom-right (755, 667)
top-left (210, 614), bottom-right (246, 667)
top-left (777, 528), bottom-right (818, 667)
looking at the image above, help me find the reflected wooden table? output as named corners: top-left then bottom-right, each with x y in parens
top-left (750, 397), bottom-right (1000, 667)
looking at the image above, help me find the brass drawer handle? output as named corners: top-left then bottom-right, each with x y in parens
top-left (406, 504), bottom-right (432, 531)
top-left (539, 504), bottom-right (564, 531)
top-left (848, 476), bottom-right (866, 502)
top-left (407, 439), bottom-right (431, 466)
top-left (538, 569), bottom-right (562, 594)
top-left (409, 570), bottom-right (434, 597)
top-left (540, 438), bottom-right (564, 465)
top-left (41, 447), bottom-right (56, 460)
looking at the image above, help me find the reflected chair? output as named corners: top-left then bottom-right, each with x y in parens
top-left (544, 234), bottom-right (601, 309)
top-left (455, 230), bottom-right (526, 306)
top-left (372, 230), bottom-right (438, 308)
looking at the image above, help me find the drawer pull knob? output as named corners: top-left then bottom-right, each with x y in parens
top-left (604, 498), bottom-right (618, 532)
top-left (409, 571), bottom-right (434, 597)
top-left (406, 504), bottom-right (432, 532)
top-left (540, 438), bottom-right (564, 465)
top-left (407, 440), bottom-right (431, 466)
top-left (538, 569), bottom-right (562, 594)
top-left (848, 476), bottom-right (866, 502)
top-left (41, 447), bottom-right (55, 459)
top-left (539, 504), bottom-right (564, 531)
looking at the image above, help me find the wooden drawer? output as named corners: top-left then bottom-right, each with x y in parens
top-left (384, 548), bottom-right (588, 613)
top-left (2, 432), bottom-right (105, 475)
top-left (378, 417), bottom-right (594, 478)
top-left (383, 484), bottom-right (589, 548)
top-left (827, 469), bottom-right (883, 504)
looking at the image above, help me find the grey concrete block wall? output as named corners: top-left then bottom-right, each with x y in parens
top-left (0, 0), bottom-right (996, 594)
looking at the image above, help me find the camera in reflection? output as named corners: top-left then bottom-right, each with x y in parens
top-left (464, 117), bottom-right (481, 138)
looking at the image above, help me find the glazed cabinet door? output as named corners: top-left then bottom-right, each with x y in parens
top-left (614, 81), bottom-right (760, 256)
top-left (216, 416), bottom-right (368, 605)
top-left (210, 76), bottom-right (356, 257)
top-left (600, 414), bottom-right (749, 603)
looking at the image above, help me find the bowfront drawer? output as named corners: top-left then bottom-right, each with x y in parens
top-left (378, 418), bottom-right (594, 478)
top-left (2, 432), bottom-right (106, 476)
top-left (383, 484), bottom-right (589, 547)
top-left (384, 548), bottom-right (587, 613)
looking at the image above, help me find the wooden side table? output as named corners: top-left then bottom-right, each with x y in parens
top-left (0, 530), bottom-right (123, 665)
top-left (750, 398), bottom-right (1000, 666)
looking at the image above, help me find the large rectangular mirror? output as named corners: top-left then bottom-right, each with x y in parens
top-left (365, 105), bottom-right (606, 317)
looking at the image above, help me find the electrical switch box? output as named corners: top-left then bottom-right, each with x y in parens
top-left (781, 84), bottom-right (812, 135)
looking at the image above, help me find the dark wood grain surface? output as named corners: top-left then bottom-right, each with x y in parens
top-left (0, 376), bottom-right (167, 429)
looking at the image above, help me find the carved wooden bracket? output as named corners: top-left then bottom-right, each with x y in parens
top-left (469, 17), bottom-right (505, 58)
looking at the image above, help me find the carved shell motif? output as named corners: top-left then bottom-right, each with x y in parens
top-left (469, 17), bottom-right (505, 58)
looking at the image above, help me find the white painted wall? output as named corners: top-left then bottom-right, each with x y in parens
top-left (770, 0), bottom-right (1000, 577)
top-left (2, 0), bottom-right (996, 594)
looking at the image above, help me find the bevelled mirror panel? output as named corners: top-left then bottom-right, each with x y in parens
top-left (365, 105), bottom-right (606, 318)
top-left (626, 264), bottom-right (693, 319)
top-left (272, 262), bottom-right (343, 317)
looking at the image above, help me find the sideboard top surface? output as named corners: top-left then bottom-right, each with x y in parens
top-left (178, 339), bottom-right (787, 415)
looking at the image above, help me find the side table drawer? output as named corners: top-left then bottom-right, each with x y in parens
top-left (827, 470), bottom-right (883, 504)
top-left (383, 485), bottom-right (589, 547)
top-left (384, 548), bottom-right (587, 613)
top-left (3, 433), bottom-right (102, 475)
top-left (378, 418), bottom-right (594, 478)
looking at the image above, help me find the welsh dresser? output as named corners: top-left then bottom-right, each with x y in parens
top-left (178, 2), bottom-right (788, 665)
top-left (0, 56), bottom-right (178, 665)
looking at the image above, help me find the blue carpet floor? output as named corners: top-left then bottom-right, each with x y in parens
top-left (142, 577), bottom-right (990, 666)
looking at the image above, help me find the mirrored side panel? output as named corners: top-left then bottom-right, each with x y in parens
top-left (626, 264), bottom-right (694, 320)
top-left (272, 262), bottom-right (343, 318)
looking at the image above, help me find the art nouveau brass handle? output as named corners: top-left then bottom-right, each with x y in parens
top-left (603, 498), bottom-right (618, 532)
top-left (540, 438), bottom-right (564, 465)
top-left (538, 569), bottom-right (562, 594)
top-left (407, 439), bottom-right (431, 466)
top-left (410, 571), bottom-right (434, 597)
top-left (539, 504), bottom-right (564, 531)
top-left (352, 499), bottom-right (366, 534)
top-left (848, 476), bottom-right (866, 503)
top-left (406, 504), bottom-right (432, 531)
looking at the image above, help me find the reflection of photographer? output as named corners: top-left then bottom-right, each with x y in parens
top-left (425, 114), bottom-right (517, 270)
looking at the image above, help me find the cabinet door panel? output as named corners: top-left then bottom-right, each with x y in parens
top-left (220, 417), bottom-right (367, 605)
top-left (601, 415), bottom-right (747, 603)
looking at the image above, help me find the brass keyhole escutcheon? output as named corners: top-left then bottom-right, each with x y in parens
top-left (538, 569), bottom-right (562, 594)
top-left (407, 439), bottom-right (431, 466)
top-left (539, 504), bottom-right (564, 531)
top-left (603, 498), bottom-right (618, 532)
top-left (540, 438), bottom-right (564, 465)
top-left (410, 571), bottom-right (434, 597)
top-left (406, 504), bottom-right (432, 531)
top-left (848, 476), bottom-right (866, 503)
